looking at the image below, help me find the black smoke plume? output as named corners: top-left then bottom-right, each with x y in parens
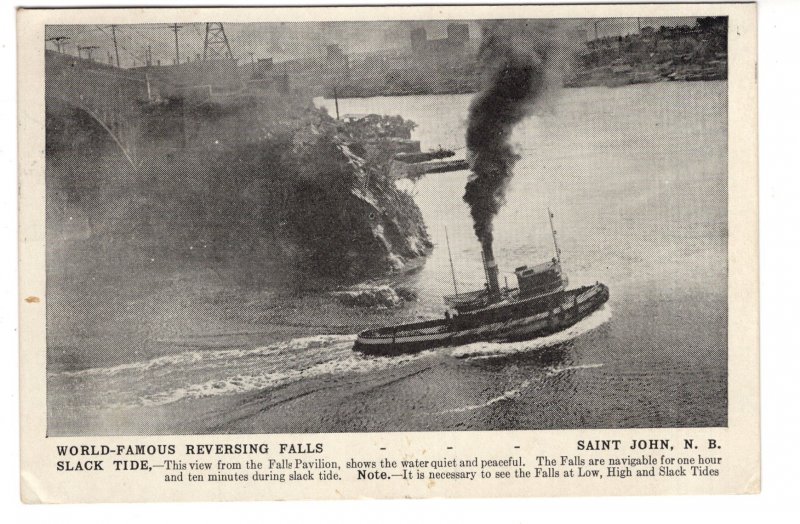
top-left (464, 21), bottom-right (573, 250)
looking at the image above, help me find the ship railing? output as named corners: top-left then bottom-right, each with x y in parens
top-left (361, 317), bottom-right (448, 339)
top-left (576, 284), bottom-right (603, 302)
top-left (517, 260), bottom-right (560, 275)
top-left (519, 281), bottom-right (565, 298)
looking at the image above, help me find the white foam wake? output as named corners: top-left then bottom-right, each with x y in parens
top-left (121, 346), bottom-right (432, 408)
top-left (439, 379), bottom-right (532, 413)
top-left (545, 363), bottom-right (604, 376)
top-left (450, 305), bottom-right (612, 359)
top-left (438, 363), bottom-right (604, 414)
top-left (55, 334), bottom-right (358, 378)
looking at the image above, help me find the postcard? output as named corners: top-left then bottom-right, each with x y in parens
top-left (18, 3), bottom-right (758, 502)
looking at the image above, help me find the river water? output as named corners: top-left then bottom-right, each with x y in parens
top-left (48, 81), bottom-right (727, 435)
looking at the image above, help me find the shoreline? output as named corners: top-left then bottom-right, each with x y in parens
top-left (323, 77), bottom-right (726, 100)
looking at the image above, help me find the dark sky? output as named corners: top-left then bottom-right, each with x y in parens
top-left (46, 17), bottom-right (698, 68)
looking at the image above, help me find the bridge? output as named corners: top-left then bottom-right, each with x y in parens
top-left (46, 50), bottom-right (153, 167)
top-left (46, 50), bottom-right (289, 168)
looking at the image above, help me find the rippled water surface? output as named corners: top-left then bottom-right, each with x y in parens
top-left (48, 81), bottom-right (727, 435)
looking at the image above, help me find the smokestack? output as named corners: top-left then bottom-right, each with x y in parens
top-left (482, 240), bottom-right (501, 296)
top-left (464, 21), bottom-right (577, 275)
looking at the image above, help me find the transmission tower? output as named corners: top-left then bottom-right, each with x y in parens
top-left (203, 23), bottom-right (234, 61)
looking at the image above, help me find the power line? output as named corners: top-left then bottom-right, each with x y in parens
top-left (126, 25), bottom-right (171, 65)
top-left (127, 24), bottom-right (173, 56)
top-left (46, 26), bottom-right (100, 42)
top-left (192, 23), bottom-right (205, 41)
top-left (47, 26), bottom-right (106, 57)
top-left (95, 25), bottom-right (145, 66)
top-left (123, 24), bottom-right (179, 65)
top-left (109, 23), bottom-right (207, 66)
top-left (77, 45), bottom-right (99, 60)
top-left (46, 36), bottom-right (69, 53)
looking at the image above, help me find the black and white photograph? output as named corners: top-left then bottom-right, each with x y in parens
top-left (43, 14), bottom-right (730, 437)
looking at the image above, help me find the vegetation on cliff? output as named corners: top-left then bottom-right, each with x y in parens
top-left (46, 97), bottom-right (431, 287)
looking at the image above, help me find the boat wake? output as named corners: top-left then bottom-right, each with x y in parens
top-left (439, 380), bottom-right (532, 413)
top-left (545, 363), bottom-right (604, 376)
top-left (132, 349), bottom-right (429, 408)
top-left (449, 305), bottom-right (612, 359)
top-left (438, 363), bottom-right (604, 413)
top-left (50, 306), bottom-right (611, 410)
top-left (49, 334), bottom-right (432, 409)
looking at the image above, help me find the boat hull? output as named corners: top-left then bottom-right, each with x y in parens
top-left (354, 283), bottom-right (609, 356)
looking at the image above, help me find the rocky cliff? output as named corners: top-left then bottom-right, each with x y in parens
top-left (46, 96), bottom-right (432, 288)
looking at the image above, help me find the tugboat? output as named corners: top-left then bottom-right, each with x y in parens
top-left (354, 210), bottom-right (609, 355)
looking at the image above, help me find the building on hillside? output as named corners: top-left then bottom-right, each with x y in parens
top-left (409, 23), bottom-right (469, 56)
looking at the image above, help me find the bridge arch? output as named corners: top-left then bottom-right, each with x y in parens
top-left (47, 93), bottom-right (138, 168)
top-left (45, 52), bottom-right (151, 168)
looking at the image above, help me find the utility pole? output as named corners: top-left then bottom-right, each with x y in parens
top-left (85, 46), bottom-right (99, 61)
top-left (46, 36), bottom-right (69, 53)
top-left (110, 24), bottom-right (121, 67)
top-left (170, 23), bottom-right (182, 65)
top-left (77, 45), bottom-right (98, 60)
top-left (594, 20), bottom-right (599, 40)
top-left (445, 226), bottom-right (459, 296)
top-left (249, 51), bottom-right (255, 74)
top-left (333, 86), bottom-right (340, 120)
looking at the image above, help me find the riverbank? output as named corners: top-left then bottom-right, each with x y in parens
top-left (320, 17), bottom-right (727, 97)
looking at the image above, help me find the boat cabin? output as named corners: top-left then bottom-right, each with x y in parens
top-left (515, 259), bottom-right (565, 298)
top-left (443, 287), bottom-right (494, 313)
top-left (442, 209), bottom-right (567, 315)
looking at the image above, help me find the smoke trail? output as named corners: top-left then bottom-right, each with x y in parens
top-left (464, 21), bottom-right (574, 248)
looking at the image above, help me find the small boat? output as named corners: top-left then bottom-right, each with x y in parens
top-left (354, 210), bottom-right (610, 355)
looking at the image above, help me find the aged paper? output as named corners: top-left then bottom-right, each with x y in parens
top-left (18, 3), bottom-right (758, 502)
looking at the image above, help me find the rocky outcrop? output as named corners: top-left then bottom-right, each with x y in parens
top-left (46, 99), bottom-right (432, 285)
top-left (332, 284), bottom-right (417, 308)
top-left (279, 114), bottom-right (432, 278)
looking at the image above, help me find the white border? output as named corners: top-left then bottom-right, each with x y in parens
top-left (3, 0), bottom-right (796, 518)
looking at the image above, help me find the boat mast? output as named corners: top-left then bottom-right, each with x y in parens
top-left (548, 208), bottom-right (562, 265)
top-left (445, 226), bottom-right (459, 296)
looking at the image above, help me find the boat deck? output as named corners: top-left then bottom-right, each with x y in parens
top-left (360, 284), bottom-right (603, 340)
top-left (354, 283), bottom-right (609, 354)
